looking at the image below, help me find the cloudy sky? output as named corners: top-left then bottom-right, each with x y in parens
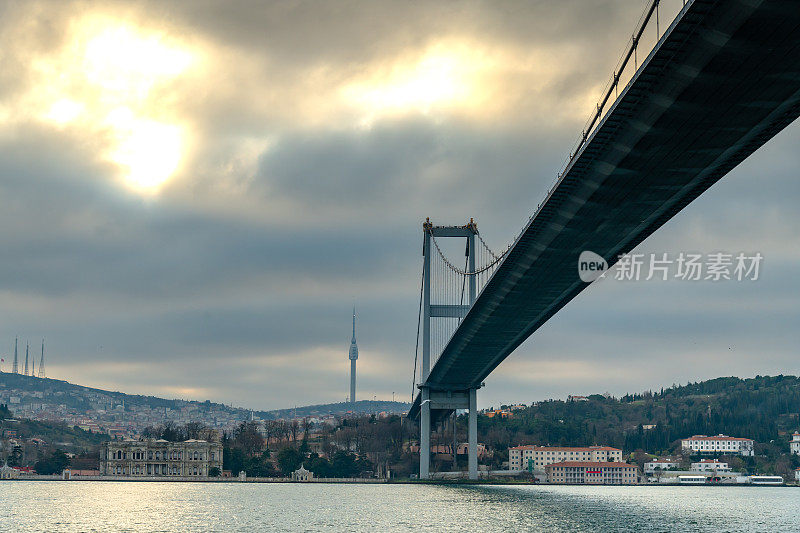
top-left (0, 0), bottom-right (797, 410)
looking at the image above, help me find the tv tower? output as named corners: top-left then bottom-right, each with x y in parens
top-left (12, 338), bottom-right (18, 374)
top-left (348, 307), bottom-right (358, 404)
top-left (24, 342), bottom-right (29, 376)
top-left (38, 340), bottom-right (45, 378)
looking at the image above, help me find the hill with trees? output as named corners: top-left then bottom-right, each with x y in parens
top-left (472, 375), bottom-right (800, 477)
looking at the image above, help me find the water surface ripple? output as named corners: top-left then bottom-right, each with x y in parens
top-left (0, 481), bottom-right (796, 532)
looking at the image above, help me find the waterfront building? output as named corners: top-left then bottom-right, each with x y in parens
top-left (795, 468), bottom-right (800, 483)
top-left (508, 445), bottom-right (622, 471)
top-left (680, 434), bottom-right (754, 456)
top-left (644, 458), bottom-right (679, 474)
top-left (691, 459), bottom-right (730, 472)
top-left (292, 465), bottom-right (313, 481)
top-left (790, 432), bottom-right (800, 455)
top-left (0, 464), bottom-right (19, 479)
top-left (100, 439), bottom-right (222, 477)
top-left (748, 475), bottom-right (784, 485)
top-left (545, 461), bottom-right (638, 484)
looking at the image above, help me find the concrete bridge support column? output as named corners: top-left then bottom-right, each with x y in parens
top-left (468, 388), bottom-right (478, 480)
top-left (420, 387), bottom-right (430, 479)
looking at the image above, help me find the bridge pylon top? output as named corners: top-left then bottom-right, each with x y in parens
top-left (423, 217), bottom-right (478, 237)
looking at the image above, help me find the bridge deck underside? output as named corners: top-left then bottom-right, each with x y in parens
top-left (410, 0), bottom-right (800, 419)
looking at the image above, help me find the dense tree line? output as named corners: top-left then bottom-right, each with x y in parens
top-left (477, 375), bottom-right (800, 459)
top-left (141, 421), bottom-right (218, 442)
top-left (220, 418), bottom-right (392, 478)
top-left (34, 449), bottom-right (70, 475)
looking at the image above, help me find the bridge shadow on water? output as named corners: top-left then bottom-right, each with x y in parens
top-left (442, 484), bottom-right (791, 532)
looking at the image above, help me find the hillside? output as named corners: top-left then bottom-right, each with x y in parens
top-left (0, 372), bottom-right (410, 436)
top-left (479, 375), bottom-right (800, 459)
top-left (0, 403), bottom-right (108, 449)
top-left (266, 400), bottom-right (410, 419)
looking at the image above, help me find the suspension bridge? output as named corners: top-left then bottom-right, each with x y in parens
top-left (408, 0), bottom-right (800, 479)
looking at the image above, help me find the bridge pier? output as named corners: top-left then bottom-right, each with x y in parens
top-left (468, 388), bottom-right (477, 480)
top-left (418, 387), bottom-right (479, 480)
top-left (420, 388), bottom-right (430, 479)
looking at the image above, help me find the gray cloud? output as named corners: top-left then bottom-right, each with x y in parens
top-left (0, 0), bottom-right (797, 409)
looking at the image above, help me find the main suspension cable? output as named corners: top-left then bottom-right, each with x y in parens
top-left (411, 246), bottom-right (424, 403)
top-left (430, 233), bottom-right (509, 276)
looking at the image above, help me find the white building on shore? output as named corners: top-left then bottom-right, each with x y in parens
top-left (101, 439), bottom-right (222, 477)
top-left (545, 461), bottom-right (638, 484)
top-left (508, 445), bottom-right (622, 471)
top-left (691, 459), bottom-right (731, 472)
top-left (644, 458), bottom-right (680, 474)
top-left (681, 434), bottom-right (754, 456)
top-left (790, 432), bottom-right (800, 455)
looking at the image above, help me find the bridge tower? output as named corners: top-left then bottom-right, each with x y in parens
top-left (418, 218), bottom-right (480, 480)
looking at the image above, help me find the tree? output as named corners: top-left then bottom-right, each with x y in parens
top-left (34, 450), bottom-right (70, 475)
top-left (185, 422), bottom-right (207, 440)
top-left (208, 466), bottom-right (221, 477)
top-left (234, 422), bottom-right (265, 457)
top-left (161, 421), bottom-right (184, 442)
top-left (305, 453), bottom-right (332, 478)
top-left (330, 451), bottom-right (359, 478)
top-left (277, 446), bottom-right (303, 476)
top-left (223, 447), bottom-right (245, 476)
top-left (245, 451), bottom-right (279, 477)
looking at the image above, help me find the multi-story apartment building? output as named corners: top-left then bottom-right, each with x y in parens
top-left (643, 458), bottom-right (680, 474)
top-left (691, 459), bottom-right (731, 472)
top-left (101, 439), bottom-right (222, 477)
top-left (545, 461), bottom-right (638, 484)
top-left (508, 445), bottom-right (623, 471)
top-left (790, 432), bottom-right (800, 455)
top-left (680, 434), bottom-right (754, 456)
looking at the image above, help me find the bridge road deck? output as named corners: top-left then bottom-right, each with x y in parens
top-left (409, 0), bottom-right (800, 421)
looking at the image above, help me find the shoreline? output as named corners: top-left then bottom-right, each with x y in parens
top-left (2, 476), bottom-right (796, 487)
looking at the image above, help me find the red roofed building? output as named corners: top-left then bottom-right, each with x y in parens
top-left (545, 461), bottom-right (638, 484)
top-left (508, 445), bottom-right (623, 471)
top-left (680, 434), bottom-right (754, 456)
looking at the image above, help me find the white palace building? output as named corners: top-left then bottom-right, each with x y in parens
top-left (101, 439), bottom-right (222, 477)
top-left (680, 434), bottom-right (754, 456)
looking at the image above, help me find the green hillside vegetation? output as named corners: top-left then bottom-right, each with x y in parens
top-left (475, 375), bottom-right (800, 477)
top-left (1, 403), bottom-right (107, 449)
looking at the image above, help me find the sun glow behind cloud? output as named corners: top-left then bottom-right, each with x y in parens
top-left (341, 41), bottom-right (485, 125)
top-left (338, 39), bottom-right (592, 128)
top-left (31, 16), bottom-right (195, 194)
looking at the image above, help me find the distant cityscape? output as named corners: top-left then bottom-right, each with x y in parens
top-left (0, 371), bottom-right (409, 439)
top-left (1, 372), bottom-right (800, 486)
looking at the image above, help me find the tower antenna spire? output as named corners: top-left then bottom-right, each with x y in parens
top-left (24, 342), bottom-right (29, 376)
top-left (12, 337), bottom-right (18, 374)
top-left (39, 340), bottom-right (45, 378)
top-left (349, 307), bottom-right (359, 404)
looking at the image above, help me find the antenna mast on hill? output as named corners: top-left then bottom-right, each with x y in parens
top-left (38, 340), bottom-right (45, 378)
top-left (12, 338), bottom-right (18, 374)
top-left (24, 342), bottom-right (29, 376)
